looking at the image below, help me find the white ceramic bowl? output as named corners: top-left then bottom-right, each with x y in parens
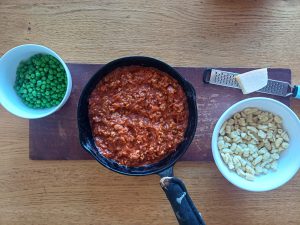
top-left (0, 44), bottom-right (72, 119)
top-left (212, 97), bottom-right (300, 191)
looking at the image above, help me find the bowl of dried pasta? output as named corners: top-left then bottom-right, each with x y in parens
top-left (212, 97), bottom-right (300, 191)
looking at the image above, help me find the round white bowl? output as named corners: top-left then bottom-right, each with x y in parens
top-left (212, 97), bottom-right (300, 191)
top-left (0, 44), bottom-right (72, 119)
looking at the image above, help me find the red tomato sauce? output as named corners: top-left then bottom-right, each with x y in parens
top-left (88, 66), bottom-right (188, 166)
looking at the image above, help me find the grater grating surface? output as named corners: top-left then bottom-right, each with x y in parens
top-left (206, 69), bottom-right (292, 97)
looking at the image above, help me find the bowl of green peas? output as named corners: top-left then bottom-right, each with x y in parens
top-left (0, 44), bottom-right (72, 119)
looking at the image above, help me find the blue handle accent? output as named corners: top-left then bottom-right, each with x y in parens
top-left (293, 85), bottom-right (300, 99)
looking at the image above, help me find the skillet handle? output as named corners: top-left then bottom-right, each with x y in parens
top-left (160, 177), bottom-right (206, 225)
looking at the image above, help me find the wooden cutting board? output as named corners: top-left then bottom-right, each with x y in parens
top-left (29, 64), bottom-right (291, 161)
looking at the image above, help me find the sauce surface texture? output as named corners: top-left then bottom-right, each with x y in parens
top-left (88, 66), bottom-right (189, 166)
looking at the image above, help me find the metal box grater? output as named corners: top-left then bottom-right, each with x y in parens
top-left (203, 69), bottom-right (300, 98)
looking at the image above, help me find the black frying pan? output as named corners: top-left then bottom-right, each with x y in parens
top-left (77, 56), bottom-right (205, 225)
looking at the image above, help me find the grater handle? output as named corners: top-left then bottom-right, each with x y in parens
top-left (203, 69), bottom-right (212, 84)
top-left (292, 85), bottom-right (300, 99)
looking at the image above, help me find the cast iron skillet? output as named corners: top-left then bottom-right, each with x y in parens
top-left (77, 56), bottom-right (205, 225)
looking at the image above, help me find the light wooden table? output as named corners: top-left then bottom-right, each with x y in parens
top-left (1, 0), bottom-right (300, 224)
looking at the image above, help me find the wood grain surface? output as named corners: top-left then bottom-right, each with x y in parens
top-left (1, 0), bottom-right (300, 224)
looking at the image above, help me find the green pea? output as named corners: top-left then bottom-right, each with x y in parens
top-left (14, 53), bottom-right (67, 109)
